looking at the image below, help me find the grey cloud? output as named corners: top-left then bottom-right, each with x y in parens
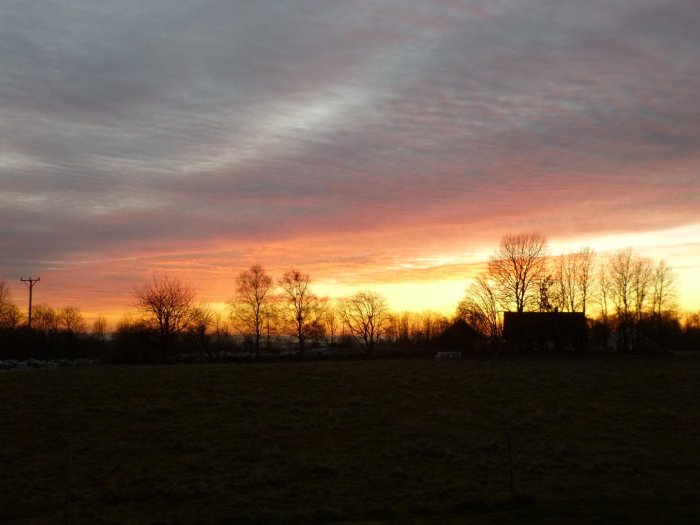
top-left (1, 0), bottom-right (699, 279)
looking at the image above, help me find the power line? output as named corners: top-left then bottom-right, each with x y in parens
top-left (20, 277), bottom-right (40, 330)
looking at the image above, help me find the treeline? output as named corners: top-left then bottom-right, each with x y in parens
top-left (456, 233), bottom-right (699, 351)
top-left (0, 269), bottom-right (451, 363)
top-left (2, 232), bottom-right (699, 362)
top-left (114, 267), bottom-right (451, 363)
top-left (0, 282), bottom-right (108, 360)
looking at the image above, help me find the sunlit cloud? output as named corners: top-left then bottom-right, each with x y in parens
top-left (1, 0), bottom-right (699, 323)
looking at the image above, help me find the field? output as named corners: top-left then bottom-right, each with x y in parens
top-left (2, 356), bottom-right (700, 524)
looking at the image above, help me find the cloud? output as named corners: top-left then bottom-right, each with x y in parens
top-left (1, 0), bottom-right (699, 313)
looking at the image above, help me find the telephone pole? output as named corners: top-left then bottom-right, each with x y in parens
top-left (21, 277), bottom-right (40, 330)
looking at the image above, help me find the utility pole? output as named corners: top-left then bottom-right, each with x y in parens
top-left (21, 277), bottom-right (40, 330)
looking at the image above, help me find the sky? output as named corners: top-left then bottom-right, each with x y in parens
top-left (1, 0), bottom-right (699, 325)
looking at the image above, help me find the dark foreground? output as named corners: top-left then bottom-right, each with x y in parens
top-left (2, 356), bottom-right (700, 524)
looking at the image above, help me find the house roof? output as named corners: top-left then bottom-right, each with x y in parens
top-left (435, 319), bottom-right (483, 349)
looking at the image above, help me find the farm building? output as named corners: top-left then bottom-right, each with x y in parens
top-left (503, 311), bottom-right (587, 351)
top-left (434, 319), bottom-right (484, 354)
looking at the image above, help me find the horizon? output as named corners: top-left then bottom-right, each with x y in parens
top-left (2, 1), bottom-right (699, 326)
top-left (3, 230), bottom-right (699, 329)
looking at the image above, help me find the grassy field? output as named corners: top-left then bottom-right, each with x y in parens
top-left (2, 356), bottom-right (700, 524)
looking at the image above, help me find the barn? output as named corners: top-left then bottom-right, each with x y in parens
top-left (503, 311), bottom-right (587, 351)
top-left (434, 319), bottom-right (484, 354)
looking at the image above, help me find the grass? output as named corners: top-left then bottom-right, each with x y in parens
top-left (2, 356), bottom-right (700, 523)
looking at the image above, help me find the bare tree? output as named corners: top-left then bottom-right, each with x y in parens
top-left (605, 249), bottom-right (657, 350)
top-left (550, 247), bottom-right (595, 314)
top-left (415, 310), bottom-right (450, 342)
top-left (32, 304), bottom-right (58, 333)
top-left (210, 310), bottom-right (233, 351)
top-left (550, 254), bottom-right (572, 312)
top-left (384, 313), bottom-right (399, 344)
top-left (339, 291), bottom-right (389, 355)
top-left (187, 304), bottom-right (216, 361)
top-left (0, 280), bottom-right (23, 329)
top-left (262, 301), bottom-right (281, 351)
top-left (279, 269), bottom-right (323, 355)
top-left (456, 273), bottom-right (502, 340)
top-left (488, 233), bottom-right (548, 313)
top-left (393, 311), bottom-right (413, 344)
top-left (603, 250), bottom-right (676, 330)
top-left (0, 280), bottom-right (10, 305)
top-left (650, 259), bottom-right (677, 322)
top-left (93, 315), bottom-right (108, 342)
top-left (1, 303), bottom-right (22, 330)
top-left (134, 275), bottom-right (197, 362)
top-left (322, 302), bottom-right (340, 348)
top-left (551, 253), bottom-right (578, 312)
top-left (683, 311), bottom-right (700, 331)
top-left (387, 311), bottom-right (424, 344)
top-left (632, 256), bottom-right (654, 323)
top-left (230, 264), bottom-right (274, 358)
top-left (58, 306), bottom-right (87, 334)
top-left (577, 247), bottom-right (595, 316)
top-left (608, 249), bottom-right (635, 327)
top-left (595, 257), bottom-right (611, 329)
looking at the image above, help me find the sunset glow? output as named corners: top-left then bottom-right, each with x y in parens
top-left (1, 1), bottom-right (699, 327)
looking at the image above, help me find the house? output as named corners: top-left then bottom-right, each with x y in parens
top-left (503, 311), bottom-right (587, 351)
top-left (434, 319), bottom-right (484, 354)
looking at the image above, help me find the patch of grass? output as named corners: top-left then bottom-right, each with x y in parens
top-left (2, 356), bottom-right (700, 523)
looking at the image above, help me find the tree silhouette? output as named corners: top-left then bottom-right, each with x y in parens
top-left (595, 259), bottom-right (612, 337)
top-left (604, 249), bottom-right (661, 350)
top-left (488, 233), bottom-right (547, 313)
top-left (550, 250), bottom-right (596, 313)
top-left (32, 304), bottom-right (58, 333)
top-left (457, 273), bottom-right (502, 340)
top-left (231, 264), bottom-right (273, 359)
top-left (607, 249), bottom-right (637, 328)
top-left (279, 269), bottom-right (323, 355)
top-left (0, 280), bottom-right (22, 329)
top-left (339, 291), bottom-right (389, 355)
top-left (322, 302), bottom-right (340, 349)
top-left (651, 260), bottom-right (677, 323)
top-left (58, 306), bottom-right (87, 334)
top-left (134, 275), bottom-right (197, 362)
top-left (187, 304), bottom-right (216, 361)
top-left (93, 315), bottom-right (108, 342)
